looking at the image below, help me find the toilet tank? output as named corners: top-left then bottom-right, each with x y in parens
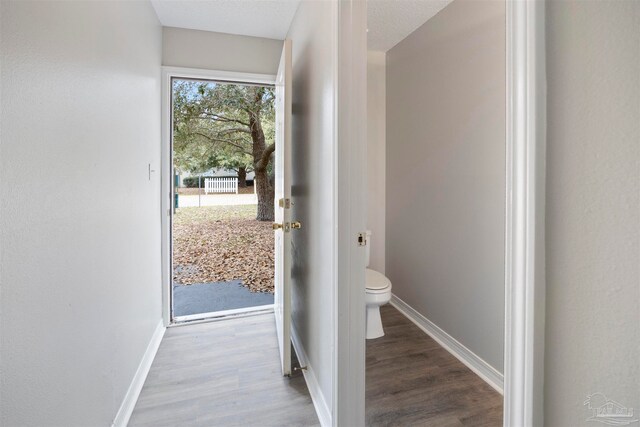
top-left (365, 230), bottom-right (372, 267)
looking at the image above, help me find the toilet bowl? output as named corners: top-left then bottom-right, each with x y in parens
top-left (365, 268), bottom-right (392, 339)
top-left (364, 231), bottom-right (392, 339)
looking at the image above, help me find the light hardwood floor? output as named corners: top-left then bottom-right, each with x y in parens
top-left (366, 305), bottom-right (503, 426)
top-left (129, 306), bottom-right (502, 427)
top-left (129, 313), bottom-right (319, 427)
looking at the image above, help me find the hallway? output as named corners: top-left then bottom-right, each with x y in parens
top-left (129, 314), bottom-right (319, 426)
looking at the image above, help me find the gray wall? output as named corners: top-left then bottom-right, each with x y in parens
top-left (545, 1), bottom-right (640, 424)
top-left (367, 51), bottom-right (386, 273)
top-left (386, 0), bottom-right (505, 372)
top-left (0, 1), bottom-right (163, 425)
top-left (162, 27), bottom-right (283, 75)
top-left (287, 0), bottom-right (338, 416)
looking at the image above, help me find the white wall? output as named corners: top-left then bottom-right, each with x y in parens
top-left (286, 1), bottom-right (337, 421)
top-left (367, 51), bottom-right (386, 273)
top-left (162, 27), bottom-right (283, 75)
top-left (0, 2), bottom-right (162, 425)
top-left (545, 0), bottom-right (640, 424)
top-left (385, 0), bottom-right (505, 372)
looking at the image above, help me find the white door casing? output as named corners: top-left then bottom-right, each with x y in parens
top-left (161, 67), bottom-right (276, 327)
top-left (336, 0), bottom-right (546, 424)
top-left (274, 39), bottom-right (293, 377)
top-left (504, 0), bottom-right (546, 425)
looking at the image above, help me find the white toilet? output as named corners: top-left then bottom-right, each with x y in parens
top-left (365, 231), bottom-right (392, 339)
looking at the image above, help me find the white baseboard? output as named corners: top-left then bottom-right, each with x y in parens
top-left (290, 325), bottom-right (332, 427)
top-left (112, 319), bottom-right (166, 427)
top-left (390, 294), bottom-right (504, 394)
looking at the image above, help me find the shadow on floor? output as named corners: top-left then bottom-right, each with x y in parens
top-left (173, 280), bottom-right (274, 316)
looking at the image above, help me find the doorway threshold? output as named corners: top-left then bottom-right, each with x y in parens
top-left (171, 304), bottom-right (274, 327)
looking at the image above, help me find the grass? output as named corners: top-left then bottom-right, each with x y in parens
top-left (174, 204), bottom-right (257, 224)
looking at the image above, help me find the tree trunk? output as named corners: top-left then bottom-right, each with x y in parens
top-left (255, 168), bottom-right (274, 221)
top-left (237, 167), bottom-right (247, 188)
top-left (249, 87), bottom-right (275, 222)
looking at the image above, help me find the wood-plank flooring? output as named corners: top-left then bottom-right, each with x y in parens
top-left (129, 314), bottom-right (319, 427)
top-left (366, 305), bottom-right (503, 427)
top-left (129, 305), bottom-right (501, 427)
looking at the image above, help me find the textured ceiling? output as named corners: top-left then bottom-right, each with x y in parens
top-left (151, 0), bottom-right (452, 51)
top-left (150, 0), bottom-right (301, 40)
top-left (367, 0), bottom-right (453, 51)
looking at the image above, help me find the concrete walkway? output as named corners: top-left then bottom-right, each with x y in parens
top-left (177, 193), bottom-right (257, 207)
top-left (172, 281), bottom-right (274, 316)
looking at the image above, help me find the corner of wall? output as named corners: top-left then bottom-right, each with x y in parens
top-left (366, 50), bottom-right (386, 274)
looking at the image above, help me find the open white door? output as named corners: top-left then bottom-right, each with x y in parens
top-left (273, 39), bottom-right (293, 376)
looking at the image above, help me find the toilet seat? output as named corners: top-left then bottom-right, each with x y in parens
top-left (366, 286), bottom-right (391, 295)
top-left (366, 268), bottom-right (392, 292)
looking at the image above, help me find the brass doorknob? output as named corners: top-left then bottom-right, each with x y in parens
top-left (291, 221), bottom-right (302, 229)
top-left (273, 223), bottom-right (283, 230)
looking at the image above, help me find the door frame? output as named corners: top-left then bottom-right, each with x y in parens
top-left (160, 66), bottom-right (276, 327)
top-left (333, 0), bottom-right (368, 425)
top-left (503, 1), bottom-right (546, 425)
top-left (340, 0), bottom-right (547, 425)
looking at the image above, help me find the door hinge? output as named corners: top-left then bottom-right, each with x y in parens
top-left (357, 232), bottom-right (367, 246)
top-left (279, 198), bottom-right (291, 209)
top-left (273, 222), bottom-right (291, 232)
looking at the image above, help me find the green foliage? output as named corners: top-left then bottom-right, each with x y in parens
top-left (172, 80), bottom-right (275, 175)
top-left (182, 177), bottom-right (203, 188)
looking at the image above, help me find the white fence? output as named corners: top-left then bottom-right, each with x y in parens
top-left (204, 177), bottom-right (238, 194)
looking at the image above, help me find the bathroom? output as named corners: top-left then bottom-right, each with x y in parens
top-left (363, 0), bottom-right (506, 424)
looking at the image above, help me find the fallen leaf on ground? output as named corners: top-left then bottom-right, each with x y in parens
top-left (172, 205), bottom-right (274, 293)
